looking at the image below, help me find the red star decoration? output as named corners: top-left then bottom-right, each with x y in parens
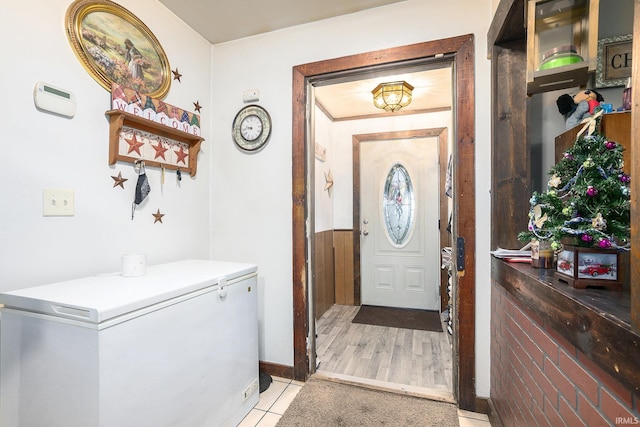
top-left (111, 171), bottom-right (128, 189)
top-left (174, 147), bottom-right (189, 164)
top-left (172, 68), bottom-right (182, 82)
top-left (152, 209), bottom-right (165, 224)
top-left (193, 101), bottom-right (202, 113)
top-left (126, 133), bottom-right (145, 156)
top-left (151, 141), bottom-right (168, 160)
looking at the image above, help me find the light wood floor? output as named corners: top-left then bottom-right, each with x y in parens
top-left (315, 304), bottom-right (453, 400)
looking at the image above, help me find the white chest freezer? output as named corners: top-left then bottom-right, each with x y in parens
top-left (0, 259), bottom-right (259, 427)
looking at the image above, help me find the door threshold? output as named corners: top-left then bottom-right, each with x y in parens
top-left (313, 370), bottom-right (456, 404)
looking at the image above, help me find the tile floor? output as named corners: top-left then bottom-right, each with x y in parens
top-left (238, 376), bottom-right (492, 427)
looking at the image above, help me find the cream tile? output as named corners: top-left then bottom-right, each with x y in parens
top-left (254, 380), bottom-right (288, 411)
top-left (458, 409), bottom-right (490, 422)
top-left (269, 383), bottom-right (303, 415)
top-left (270, 375), bottom-right (291, 384)
top-left (458, 413), bottom-right (492, 427)
top-left (237, 408), bottom-right (267, 427)
top-left (255, 412), bottom-right (282, 427)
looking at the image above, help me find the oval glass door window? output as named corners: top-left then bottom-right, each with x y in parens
top-left (382, 162), bottom-right (415, 246)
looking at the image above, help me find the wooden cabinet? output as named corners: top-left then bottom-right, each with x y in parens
top-left (526, 0), bottom-right (599, 95)
top-left (555, 111), bottom-right (631, 165)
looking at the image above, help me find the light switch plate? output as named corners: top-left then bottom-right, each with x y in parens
top-left (43, 188), bottom-right (75, 216)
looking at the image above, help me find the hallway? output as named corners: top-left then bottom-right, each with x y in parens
top-left (315, 304), bottom-right (454, 400)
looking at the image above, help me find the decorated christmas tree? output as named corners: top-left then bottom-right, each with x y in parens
top-left (519, 114), bottom-right (631, 252)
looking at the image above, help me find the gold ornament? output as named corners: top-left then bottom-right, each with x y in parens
top-left (591, 213), bottom-right (607, 231)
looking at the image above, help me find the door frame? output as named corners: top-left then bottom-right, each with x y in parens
top-left (292, 34), bottom-right (477, 410)
top-left (352, 129), bottom-right (449, 310)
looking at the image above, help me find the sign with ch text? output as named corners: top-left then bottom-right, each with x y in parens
top-left (596, 35), bottom-right (633, 88)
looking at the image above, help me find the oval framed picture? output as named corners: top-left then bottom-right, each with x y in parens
top-left (65, 0), bottom-right (171, 99)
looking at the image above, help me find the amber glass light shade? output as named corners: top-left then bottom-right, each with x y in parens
top-left (372, 81), bottom-right (414, 112)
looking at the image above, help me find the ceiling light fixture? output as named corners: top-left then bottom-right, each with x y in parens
top-left (372, 81), bottom-right (414, 112)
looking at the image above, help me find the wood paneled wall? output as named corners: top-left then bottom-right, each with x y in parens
top-left (333, 230), bottom-right (354, 306)
top-left (314, 230), bottom-right (355, 320)
top-left (314, 230), bottom-right (335, 319)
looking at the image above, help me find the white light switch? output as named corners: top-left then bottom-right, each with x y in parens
top-left (43, 188), bottom-right (75, 216)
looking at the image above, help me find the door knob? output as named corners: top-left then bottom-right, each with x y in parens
top-left (362, 230), bottom-right (369, 236)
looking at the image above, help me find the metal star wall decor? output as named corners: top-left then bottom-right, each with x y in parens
top-left (111, 171), bottom-right (128, 189)
top-left (193, 101), bottom-right (202, 113)
top-left (172, 68), bottom-right (182, 82)
top-left (153, 209), bottom-right (165, 224)
top-left (324, 169), bottom-right (334, 191)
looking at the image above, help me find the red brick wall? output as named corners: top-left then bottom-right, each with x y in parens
top-left (491, 283), bottom-right (640, 426)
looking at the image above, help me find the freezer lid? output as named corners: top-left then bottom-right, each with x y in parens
top-left (0, 259), bottom-right (257, 324)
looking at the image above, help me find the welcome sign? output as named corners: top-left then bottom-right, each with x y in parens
top-left (111, 82), bottom-right (201, 136)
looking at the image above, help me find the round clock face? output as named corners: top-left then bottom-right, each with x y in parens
top-left (232, 105), bottom-right (271, 152)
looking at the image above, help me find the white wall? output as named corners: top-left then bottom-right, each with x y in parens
top-left (210, 0), bottom-right (494, 397)
top-left (314, 107), bottom-right (334, 233)
top-left (0, 1), bottom-right (212, 288)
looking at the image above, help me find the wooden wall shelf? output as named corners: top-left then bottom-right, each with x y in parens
top-left (106, 110), bottom-right (204, 176)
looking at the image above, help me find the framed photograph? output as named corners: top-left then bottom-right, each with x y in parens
top-left (66, 0), bottom-right (171, 99)
top-left (595, 35), bottom-right (633, 88)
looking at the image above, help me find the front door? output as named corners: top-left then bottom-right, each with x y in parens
top-left (360, 137), bottom-right (440, 310)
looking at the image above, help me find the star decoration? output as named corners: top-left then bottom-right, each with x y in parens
top-left (111, 171), bottom-right (128, 189)
top-left (125, 133), bottom-right (145, 155)
top-left (152, 209), bottom-right (165, 224)
top-left (151, 141), bottom-right (168, 160)
top-left (193, 101), bottom-right (202, 113)
top-left (174, 147), bottom-right (189, 164)
top-left (172, 68), bottom-right (182, 82)
top-left (324, 169), bottom-right (334, 191)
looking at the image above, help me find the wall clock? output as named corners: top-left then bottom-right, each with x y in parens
top-left (232, 105), bottom-right (272, 152)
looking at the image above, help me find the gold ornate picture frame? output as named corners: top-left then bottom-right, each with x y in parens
top-left (66, 0), bottom-right (171, 99)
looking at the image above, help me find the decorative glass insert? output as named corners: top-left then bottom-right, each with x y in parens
top-left (383, 163), bottom-right (415, 245)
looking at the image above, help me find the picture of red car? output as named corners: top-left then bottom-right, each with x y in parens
top-left (558, 260), bottom-right (571, 271)
top-left (580, 264), bottom-right (611, 277)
